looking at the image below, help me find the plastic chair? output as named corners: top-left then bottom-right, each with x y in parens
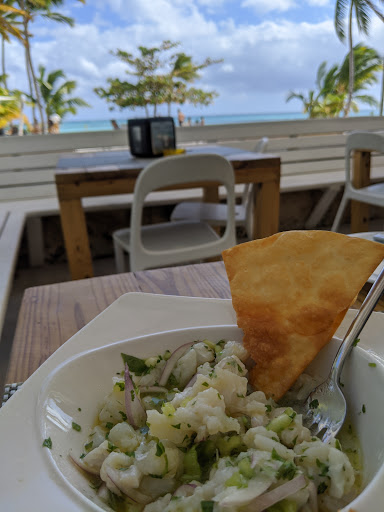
top-left (170, 138), bottom-right (269, 240)
top-left (331, 132), bottom-right (384, 232)
top-left (112, 153), bottom-right (237, 272)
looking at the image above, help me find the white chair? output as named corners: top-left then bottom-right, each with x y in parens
top-left (112, 153), bottom-right (237, 272)
top-left (170, 137), bottom-right (269, 240)
top-left (331, 132), bottom-right (384, 232)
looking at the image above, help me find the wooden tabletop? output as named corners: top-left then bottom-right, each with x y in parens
top-left (5, 262), bottom-right (383, 384)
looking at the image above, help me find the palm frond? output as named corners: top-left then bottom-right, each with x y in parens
top-left (41, 12), bottom-right (74, 26)
top-left (355, 0), bottom-right (371, 34)
top-left (335, 0), bottom-right (348, 41)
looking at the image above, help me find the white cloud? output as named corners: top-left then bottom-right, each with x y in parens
top-left (306, 0), bottom-right (329, 5)
top-left (241, 0), bottom-right (297, 13)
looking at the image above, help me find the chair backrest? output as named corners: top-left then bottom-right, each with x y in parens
top-left (345, 131), bottom-right (384, 186)
top-left (130, 153), bottom-right (237, 271)
top-left (243, 137), bottom-right (269, 237)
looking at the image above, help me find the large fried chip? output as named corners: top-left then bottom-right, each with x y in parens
top-left (222, 230), bottom-right (384, 400)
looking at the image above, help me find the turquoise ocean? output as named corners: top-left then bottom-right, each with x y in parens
top-left (59, 110), bottom-right (376, 133)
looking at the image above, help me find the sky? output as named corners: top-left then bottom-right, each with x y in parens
top-left (5, 0), bottom-right (384, 121)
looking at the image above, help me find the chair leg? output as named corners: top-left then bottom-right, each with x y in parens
top-left (331, 194), bottom-right (349, 232)
top-left (113, 239), bottom-right (126, 273)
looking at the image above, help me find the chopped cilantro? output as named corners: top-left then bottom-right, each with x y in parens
top-left (316, 458), bottom-right (329, 477)
top-left (202, 382), bottom-right (209, 387)
top-left (119, 411), bottom-right (127, 421)
top-left (237, 393), bottom-right (245, 398)
top-left (125, 451), bottom-right (135, 457)
top-left (201, 501), bottom-right (214, 512)
top-left (217, 393), bottom-right (222, 400)
top-left (362, 404), bottom-right (366, 414)
top-left (172, 423), bottom-right (181, 429)
top-left (276, 460), bottom-right (297, 480)
top-left (309, 399), bottom-right (319, 409)
top-left (368, 362), bottom-right (377, 368)
top-left (79, 453), bottom-right (86, 459)
top-left (292, 435), bottom-right (298, 447)
top-left (156, 441), bottom-right (165, 457)
top-left (114, 382), bottom-right (125, 391)
top-left (77, 407), bottom-right (82, 411)
top-left (72, 422), bottom-right (81, 432)
top-left (85, 441), bottom-right (93, 452)
top-left (121, 353), bottom-right (149, 375)
top-left (334, 439), bottom-right (342, 451)
top-left (265, 404), bottom-right (272, 413)
top-left (271, 448), bottom-right (285, 462)
top-left (130, 389), bottom-right (135, 402)
top-left (108, 441), bottom-right (118, 452)
top-left (352, 338), bottom-right (360, 347)
top-left (317, 482), bottom-right (328, 494)
top-left (105, 422), bottom-right (114, 430)
top-left (42, 437), bottom-right (52, 449)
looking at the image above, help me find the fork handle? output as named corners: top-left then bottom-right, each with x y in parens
top-left (330, 263), bottom-right (384, 381)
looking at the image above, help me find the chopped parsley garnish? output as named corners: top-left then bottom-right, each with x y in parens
top-left (317, 482), bottom-right (328, 494)
top-left (125, 451), bottom-right (135, 457)
top-left (352, 338), bottom-right (360, 347)
top-left (130, 389), bottom-right (135, 401)
top-left (276, 460), bottom-right (297, 480)
top-left (72, 422), bottom-right (81, 432)
top-left (335, 439), bottom-right (342, 451)
top-left (108, 441), bottom-right (118, 452)
top-left (316, 458), bottom-right (329, 477)
top-left (368, 362), bottom-right (377, 368)
top-left (105, 422), bottom-right (114, 430)
top-left (156, 441), bottom-right (165, 457)
top-left (265, 404), bottom-right (272, 412)
top-left (119, 411), bottom-right (127, 421)
top-left (201, 501), bottom-right (214, 512)
top-left (309, 399), bottom-right (319, 409)
top-left (78, 407), bottom-right (82, 411)
top-left (172, 423), bottom-right (181, 429)
top-left (202, 382), bottom-right (209, 387)
top-left (42, 437), bottom-right (52, 449)
top-left (114, 382), bottom-right (125, 391)
top-left (121, 353), bottom-right (149, 375)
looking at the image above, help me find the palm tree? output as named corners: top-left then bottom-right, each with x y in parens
top-left (0, 1), bottom-right (25, 88)
top-left (335, 0), bottom-right (384, 116)
top-left (14, 0), bottom-right (85, 132)
top-left (287, 44), bottom-right (382, 117)
top-left (37, 65), bottom-right (90, 131)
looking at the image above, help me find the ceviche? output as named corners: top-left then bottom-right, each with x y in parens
top-left (70, 339), bottom-right (359, 512)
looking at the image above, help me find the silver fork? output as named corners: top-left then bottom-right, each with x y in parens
top-left (280, 264), bottom-right (384, 444)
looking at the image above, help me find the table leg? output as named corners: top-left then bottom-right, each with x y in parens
top-left (253, 179), bottom-right (280, 239)
top-left (351, 150), bottom-right (371, 233)
top-left (59, 198), bottom-right (94, 280)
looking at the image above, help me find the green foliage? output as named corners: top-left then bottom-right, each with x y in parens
top-left (95, 40), bottom-right (221, 116)
top-left (37, 65), bottom-right (90, 123)
top-left (286, 44), bottom-right (382, 118)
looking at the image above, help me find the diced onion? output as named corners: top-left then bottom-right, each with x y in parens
top-left (244, 474), bottom-right (306, 512)
top-left (219, 476), bottom-right (271, 507)
top-left (158, 342), bottom-right (195, 386)
top-left (307, 481), bottom-right (318, 512)
top-left (68, 451), bottom-right (100, 476)
top-left (106, 467), bottom-right (152, 505)
top-left (173, 483), bottom-right (197, 497)
top-left (124, 363), bottom-right (147, 429)
top-left (139, 386), bottom-right (168, 394)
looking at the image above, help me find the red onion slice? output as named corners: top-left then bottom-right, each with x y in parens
top-left (173, 483), bottom-right (197, 497)
top-left (124, 363), bottom-right (147, 429)
top-left (139, 386), bottom-right (168, 394)
top-left (158, 342), bottom-right (195, 387)
top-left (185, 374), bottom-right (197, 388)
top-left (307, 481), bottom-right (318, 512)
top-left (243, 474), bottom-right (306, 512)
top-left (106, 467), bottom-right (152, 505)
top-left (68, 451), bottom-right (100, 476)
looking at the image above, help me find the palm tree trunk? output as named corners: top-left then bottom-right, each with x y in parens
top-left (380, 56), bottom-right (384, 116)
top-left (344, 3), bottom-right (354, 117)
top-left (1, 37), bottom-right (7, 88)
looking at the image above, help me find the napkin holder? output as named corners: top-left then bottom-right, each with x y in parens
top-left (128, 117), bottom-right (176, 158)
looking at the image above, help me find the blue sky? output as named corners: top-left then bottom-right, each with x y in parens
top-left (6, 0), bottom-right (384, 121)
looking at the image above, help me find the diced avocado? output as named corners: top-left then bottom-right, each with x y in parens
top-left (266, 408), bottom-right (296, 434)
top-left (225, 471), bottom-right (248, 488)
top-left (161, 402), bottom-right (176, 417)
top-left (202, 339), bottom-right (220, 353)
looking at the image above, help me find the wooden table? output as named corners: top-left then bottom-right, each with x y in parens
top-left (5, 261), bottom-right (383, 385)
top-left (55, 146), bottom-right (280, 280)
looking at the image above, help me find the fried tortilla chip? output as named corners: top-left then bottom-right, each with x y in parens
top-left (222, 230), bottom-right (384, 400)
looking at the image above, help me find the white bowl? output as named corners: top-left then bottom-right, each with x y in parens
top-left (36, 324), bottom-right (384, 511)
